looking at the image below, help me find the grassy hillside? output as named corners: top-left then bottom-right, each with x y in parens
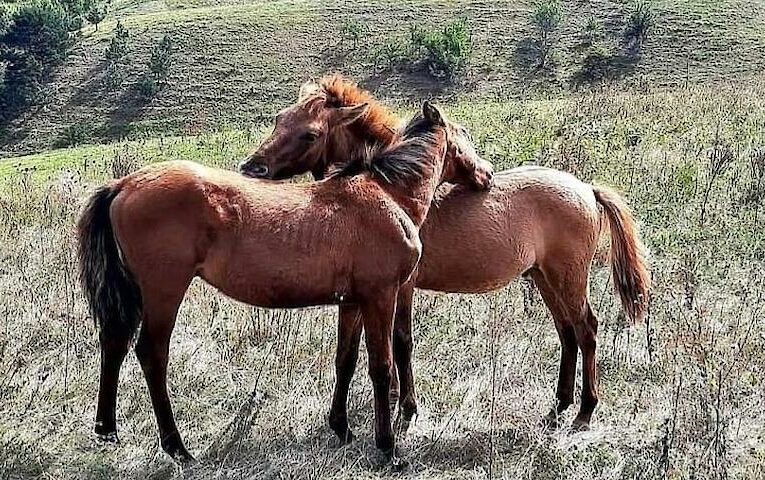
top-left (1, 0), bottom-right (765, 156)
top-left (2, 77), bottom-right (765, 478)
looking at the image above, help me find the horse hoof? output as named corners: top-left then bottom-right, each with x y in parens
top-left (542, 410), bottom-right (562, 431)
top-left (333, 427), bottom-right (355, 445)
top-left (571, 420), bottom-right (591, 432)
top-left (96, 431), bottom-right (120, 444)
top-left (170, 447), bottom-right (197, 465)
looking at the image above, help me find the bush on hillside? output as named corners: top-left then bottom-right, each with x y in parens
top-left (410, 18), bottom-right (471, 79)
top-left (339, 19), bottom-right (368, 50)
top-left (105, 20), bottom-right (128, 60)
top-left (531, 0), bottom-right (562, 69)
top-left (85, 4), bottom-right (106, 30)
top-left (138, 34), bottom-right (174, 98)
top-left (0, 0), bottom-right (76, 121)
top-left (625, 0), bottom-right (654, 50)
top-left (371, 39), bottom-right (407, 72)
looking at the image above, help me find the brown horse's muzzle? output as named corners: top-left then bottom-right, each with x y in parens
top-left (239, 156), bottom-right (270, 178)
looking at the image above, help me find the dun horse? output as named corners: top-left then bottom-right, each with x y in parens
top-left (78, 101), bottom-right (493, 462)
top-left (240, 75), bottom-right (651, 437)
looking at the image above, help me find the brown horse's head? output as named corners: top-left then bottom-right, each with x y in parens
top-left (419, 101), bottom-right (494, 190)
top-left (239, 75), bottom-right (398, 180)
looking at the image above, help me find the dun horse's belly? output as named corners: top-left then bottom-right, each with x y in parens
top-left (415, 219), bottom-right (534, 294)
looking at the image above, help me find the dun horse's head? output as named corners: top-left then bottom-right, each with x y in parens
top-left (420, 101), bottom-right (494, 190)
top-left (239, 79), bottom-right (370, 180)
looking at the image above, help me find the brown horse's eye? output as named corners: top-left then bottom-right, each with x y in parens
top-left (301, 131), bottom-right (319, 143)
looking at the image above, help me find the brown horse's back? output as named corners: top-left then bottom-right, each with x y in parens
top-left (109, 161), bottom-right (421, 309)
top-left (416, 166), bottom-right (600, 293)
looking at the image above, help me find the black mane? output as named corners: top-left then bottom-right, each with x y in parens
top-left (329, 113), bottom-right (441, 184)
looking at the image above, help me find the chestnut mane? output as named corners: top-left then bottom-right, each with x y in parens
top-left (319, 74), bottom-right (399, 145)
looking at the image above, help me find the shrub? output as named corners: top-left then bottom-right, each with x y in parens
top-left (85, 4), bottom-right (106, 31)
top-left (410, 18), bottom-right (471, 79)
top-left (581, 17), bottom-right (604, 48)
top-left (137, 74), bottom-right (158, 97)
top-left (0, 0), bottom-right (75, 120)
top-left (148, 34), bottom-right (173, 78)
top-left (371, 39), bottom-right (407, 72)
top-left (531, 0), bottom-right (562, 69)
top-left (105, 20), bottom-right (128, 60)
top-left (625, 0), bottom-right (654, 50)
top-left (339, 19), bottom-right (367, 50)
top-left (60, 121), bottom-right (89, 146)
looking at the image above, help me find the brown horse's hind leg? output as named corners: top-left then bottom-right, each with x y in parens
top-left (572, 303), bottom-right (599, 430)
top-left (531, 270), bottom-right (578, 428)
top-left (134, 288), bottom-right (194, 463)
top-left (393, 282), bottom-right (417, 431)
top-left (329, 304), bottom-right (362, 444)
top-left (95, 335), bottom-right (131, 442)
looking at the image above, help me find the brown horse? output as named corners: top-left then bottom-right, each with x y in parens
top-left (78, 101), bottom-right (493, 463)
top-left (240, 75), bottom-right (650, 437)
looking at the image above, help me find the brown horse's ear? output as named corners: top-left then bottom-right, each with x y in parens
top-left (298, 79), bottom-right (321, 100)
top-left (422, 100), bottom-right (446, 126)
top-left (334, 102), bottom-right (369, 127)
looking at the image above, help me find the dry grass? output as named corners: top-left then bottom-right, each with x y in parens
top-left (2, 78), bottom-right (765, 479)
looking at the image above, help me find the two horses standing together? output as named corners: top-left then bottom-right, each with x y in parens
top-left (78, 75), bottom-right (649, 464)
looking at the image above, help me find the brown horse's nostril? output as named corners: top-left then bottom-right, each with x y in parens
top-left (240, 161), bottom-right (269, 178)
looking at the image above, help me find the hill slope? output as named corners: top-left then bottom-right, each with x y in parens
top-left (1, 0), bottom-right (765, 156)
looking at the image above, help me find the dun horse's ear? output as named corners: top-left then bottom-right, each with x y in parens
top-left (334, 102), bottom-right (369, 127)
top-left (422, 101), bottom-right (446, 126)
top-left (298, 79), bottom-right (321, 100)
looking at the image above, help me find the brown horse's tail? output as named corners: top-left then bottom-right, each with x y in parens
top-left (593, 185), bottom-right (650, 324)
top-left (78, 185), bottom-right (143, 344)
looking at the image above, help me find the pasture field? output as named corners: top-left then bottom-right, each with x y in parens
top-left (2, 0), bottom-right (765, 478)
top-left (2, 80), bottom-right (765, 479)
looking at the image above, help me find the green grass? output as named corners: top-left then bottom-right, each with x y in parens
top-left (2, 0), bottom-right (765, 156)
top-left (2, 78), bottom-right (765, 478)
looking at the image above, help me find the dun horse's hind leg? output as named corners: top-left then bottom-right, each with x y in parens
top-left (134, 287), bottom-right (194, 463)
top-left (531, 269), bottom-right (578, 427)
top-left (392, 282), bottom-right (417, 430)
top-left (95, 336), bottom-right (131, 442)
top-left (572, 303), bottom-right (598, 430)
top-left (329, 305), bottom-right (363, 443)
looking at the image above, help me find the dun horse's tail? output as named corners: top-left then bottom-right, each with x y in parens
top-left (78, 185), bottom-right (143, 344)
top-left (593, 185), bottom-right (650, 324)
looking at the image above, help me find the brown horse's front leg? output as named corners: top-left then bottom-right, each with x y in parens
top-left (329, 304), bottom-right (362, 443)
top-left (360, 291), bottom-right (397, 457)
top-left (393, 282), bottom-right (417, 431)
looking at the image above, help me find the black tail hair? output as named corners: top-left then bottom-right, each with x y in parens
top-left (78, 185), bottom-right (142, 343)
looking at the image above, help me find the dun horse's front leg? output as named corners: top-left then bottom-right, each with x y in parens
top-left (392, 282), bottom-right (417, 433)
top-left (360, 290), bottom-right (397, 458)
